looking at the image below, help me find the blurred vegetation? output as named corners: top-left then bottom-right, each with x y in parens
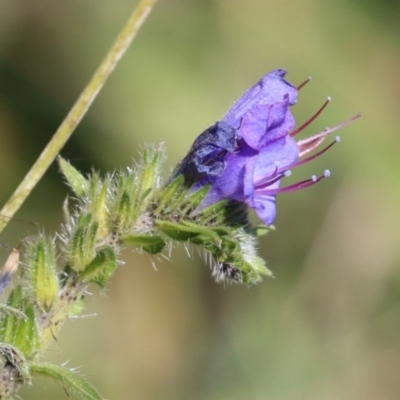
top-left (0, 0), bottom-right (400, 399)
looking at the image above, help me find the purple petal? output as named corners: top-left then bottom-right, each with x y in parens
top-left (240, 97), bottom-right (295, 150)
top-left (239, 103), bottom-right (273, 149)
top-left (205, 143), bottom-right (257, 205)
top-left (246, 136), bottom-right (299, 225)
top-left (252, 195), bottom-right (277, 226)
top-left (254, 136), bottom-right (299, 184)
top-left (223, 69), bottom-right (298, 128)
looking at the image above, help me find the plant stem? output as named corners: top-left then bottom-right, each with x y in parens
top-left (37, 277), bottom-right (87, 353)
top-left (0, 0), bottom-right (157, 235)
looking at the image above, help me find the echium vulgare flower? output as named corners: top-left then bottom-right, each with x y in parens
top-left (175, 69), bottom-right (360, 225)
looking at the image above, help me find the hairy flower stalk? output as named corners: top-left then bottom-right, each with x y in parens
top-left (0, 69), bottom-right (359, 399)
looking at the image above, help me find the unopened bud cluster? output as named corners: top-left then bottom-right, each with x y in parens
top-left (0, 144), bottom-right (270, 395)
top-left (59, 144), bottom-right (270, 285)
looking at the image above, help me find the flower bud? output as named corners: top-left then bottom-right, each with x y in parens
top-left (86, 173), bottom-right (112, 240)
top-left (13, 300), bottom-right (39, 356)
top-left (68, 214), bottom-right (99, 271)
top-left (0, 286), bottom-right (23, 344)
top-left (0, 286), bottom-right (39, 357)
top-left (29, 237), bottom-right (59, 311)
top-left (58, 156), bottom-right (89, 197)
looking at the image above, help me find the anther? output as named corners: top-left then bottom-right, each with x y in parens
top-left (319, 113), bottom-right (361, 137)
top-left (297, 76), bottom-right (312, 91)
top-left (258, 170), bottom-right (329, 195)
top-left (297, 113), bottom-right (360, 156)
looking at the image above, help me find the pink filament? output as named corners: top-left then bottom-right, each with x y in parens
top-left (290, 98), bottom-right (331, 137)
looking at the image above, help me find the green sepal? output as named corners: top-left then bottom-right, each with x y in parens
top-left (58, 157), bottom-right (89, 197)
top-left (200, 228), bottom-right (273, 285)
top-left (114, 190), bottom-right (132, 232)
top-left (12, 300), bottom-right (39, 357)
top-left (179, 184), bottom-right (210, 215)
top-left (80, 247), bottom-right (117, 288)
top-left (121, 234), bottom-right (166, 254)
top-left (154, 177), bottom-right (210, 219)
top-left (135, 145), bottom-right (165, 209)
top-left (30, 362), bottom-right (103, 400)
top-left (86, 173), bottom-right (112, 240)
top-left (29, 237), bottom-right (59, 311)
top-left (69, 214), bottom-right (99, 271)
top-left (1, 288), bottom-right (40, 357)
top-left (195, 199), bottom-right (230, 225)
top-left (153, 175), bottom-right (186, 215)
top-left (155, 220), bottom-right (219, 242)
top-left (189, 234), bottom-right (218, 246)
top-left (0, 305), bottom-right (27, 320)
top-left (240, 259), bottom-right (273, 284)
top-left (252, 225), bottom-right (271, 236)
top-left (0, 286), bottom-right (24, 344)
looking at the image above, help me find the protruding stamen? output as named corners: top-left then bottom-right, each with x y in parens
top-left (304, 113), bottom-right (361, 142)
top-left (297, 76), bottom-right (312, 90)
top-left (297, 137), bottom-right (338, 162)
top-left (255, 168), bottom-right (292, 190)
top-left (297, 112), bottom-right (360, 155)
top-left (258, 171), bottom-right (329, 195)
top-left (255, 171), bottom-right (288, 190)
top-left (290, 97), bottom-right (331, 137)
top-left (298, 135), bottom-right (327, 156)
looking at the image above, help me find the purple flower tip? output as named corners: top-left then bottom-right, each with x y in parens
top-left (177, 70), bottom-right (360, 226)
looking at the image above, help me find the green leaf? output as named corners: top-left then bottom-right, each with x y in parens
top-left (122, 234), bottom-right (166, 254)
top-left (58, 157), bottom-right (89, 197)
top-left (30, 362), bottom-right (103, 400)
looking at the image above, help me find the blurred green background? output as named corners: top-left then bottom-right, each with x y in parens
top-left (1, 0), bottom-right (400, 399)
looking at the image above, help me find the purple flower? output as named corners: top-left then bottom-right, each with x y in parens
top-left (177, 69), bottom-right (359, 225)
